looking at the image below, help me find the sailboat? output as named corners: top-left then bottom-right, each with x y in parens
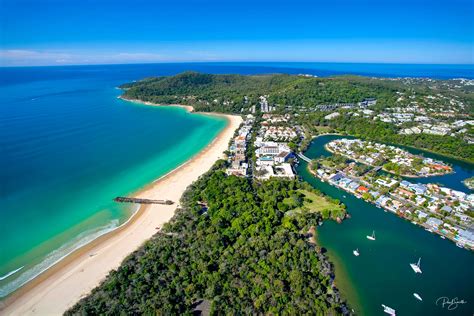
top-left (381, 304), bottom-right (396, 315)
top-left (353, 248), bottom-right (360, 256)
top-left (413, 293), bottom-right (422, 301)
top-left (367, 230), bottom-right (376, 241)
top-left (410, 257), bottom-right (422, 273)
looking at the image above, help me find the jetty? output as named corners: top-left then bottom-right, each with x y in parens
top-left (114, 197), bottom-right (174, 205)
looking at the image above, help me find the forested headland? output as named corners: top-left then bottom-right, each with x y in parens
top-left (121, 72), bottom-right (473, 163)
top-left (67, 163), bottom-right (349, 315)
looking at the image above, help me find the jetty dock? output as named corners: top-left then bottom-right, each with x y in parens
top-left (114, 197), bottom-right (174, 205)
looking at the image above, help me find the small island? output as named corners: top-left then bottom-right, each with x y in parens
top-left (464, 177), bottom-right (474, 190)
top-left (326, 138), bottom-right (453, 177)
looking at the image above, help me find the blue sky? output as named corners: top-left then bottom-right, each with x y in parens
top-left (0, 0), bottom-right (472, 66)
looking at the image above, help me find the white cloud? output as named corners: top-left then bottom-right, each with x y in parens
top-left (0, 49), bottom-right (171, 66)
top-left (0, 49), bottom-right (73, 65)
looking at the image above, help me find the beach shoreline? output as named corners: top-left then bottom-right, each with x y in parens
top-left (0, 102), bottom-right (242, 315)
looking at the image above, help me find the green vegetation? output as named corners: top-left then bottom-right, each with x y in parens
top-left (121, 72), bottom-right (473, 163)
top-left (285, 189), bottom-right (346, 220)
top-left (120, 72), bottom-right (402, 113)
top-left (67, 164), bottom-right (348, 315)
top-left (464, 176), bottom-right (474, 190)
top-left (311, 155), bottom-right (349, 171)
top-left (301, 113), bottom-right (474, 163)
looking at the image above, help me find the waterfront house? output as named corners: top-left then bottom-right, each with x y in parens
top-left (375, 195), bottom-right (390, 206)
top-left (348, 181), bottom-right (360, 192)
top-left (329, 173), bottom-right (345, 182)
top-left (400, 180), bottom-right (411, 188)
top-left (426, 217), bottom-right (443, 229)
top-left (455, 229), bottom-right (474, 248)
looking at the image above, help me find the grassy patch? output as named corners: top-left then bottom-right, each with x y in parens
top-left (285, 189), bottom-right (344, 214)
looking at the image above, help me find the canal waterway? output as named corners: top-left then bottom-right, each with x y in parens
top-left (297, 135), bottom-right (474, 316)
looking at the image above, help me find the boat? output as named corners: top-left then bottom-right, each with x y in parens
top-left (410, 257), bottom-right (422, 273)
top-left (353, 248), bottom-right (360, 256)
top-left (440, 235), bottom-right (446, 239)
top-left (343, 195), bottom-right (347, 198)
top-left (456, 242), bottom-right (464, 248)
top-left (413, 293), bottom-right (423, 301)
top-left (367, 230), bottom-right (376, 241)
top-left (381, 304), bottom-right (396, 315)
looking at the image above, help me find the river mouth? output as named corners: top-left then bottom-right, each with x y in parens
top-left (297, 135), bottom-right (474, 316)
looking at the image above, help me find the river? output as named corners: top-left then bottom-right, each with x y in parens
top-left (297, 135), bottom-right (474, 316)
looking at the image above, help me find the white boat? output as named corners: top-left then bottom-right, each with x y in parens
top-left (440, 235), bottom-right (446, 239)
top-left (353, 248), bottom-right (360, 256)
top-left (413, 293), bottom-right (422, 301)
top-left (367, 230), bottom-right (376, 241)
top-left (381, 304), bottom-right (396, 315)
top-left (410, 257), bottom-right (422, 274)
top-left (456, 242), bottom-right (464, 248)
top-left (343, 195), bottom-right (347, 198)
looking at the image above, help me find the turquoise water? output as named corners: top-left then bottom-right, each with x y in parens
top-left (0, 70), bottom-right (226, 297)
top-left (297, 135), bottom-right (474, 316)
top-left (1, 62), bottom-right (473, 302)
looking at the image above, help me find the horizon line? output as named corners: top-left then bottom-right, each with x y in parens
top-left (1, 60), bottom-right (474, 69)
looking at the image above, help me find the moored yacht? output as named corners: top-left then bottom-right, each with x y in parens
top-left (410, 257), bottom-right (422, 273)
top-left (381, 304), bottom-right (396, 315)
top-left (367, 230), bottom-right (376, 241)
top-left (413, 293), bottom-right (422, 301)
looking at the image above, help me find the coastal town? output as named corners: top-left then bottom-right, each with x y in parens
top-left (225, 92), bottom-right (473, 251)
top-left (325, 138), bottom-right (453, 177)
top-left (4, 0), bottom-right (474, 314)
top-left (310, 144), bottom-right (474, 250)
top-left (226, 112), bottom-right (300, 180)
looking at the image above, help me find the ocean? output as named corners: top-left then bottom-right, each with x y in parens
top-left (0, 62), bottom-right (472, 300)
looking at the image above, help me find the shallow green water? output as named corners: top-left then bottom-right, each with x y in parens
top-left (0, 69), bottom-right (226, 298)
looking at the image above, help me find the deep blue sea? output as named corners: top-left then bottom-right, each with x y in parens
top-left (0, 62), bottom-right (472, 300)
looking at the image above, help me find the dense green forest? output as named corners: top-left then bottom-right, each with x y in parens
top-left (67, 163), bottom-right (349, 315)
top-left (121, 72), bottom-right (473, 114)
top-left (120, 72), bottom-right (407, 112)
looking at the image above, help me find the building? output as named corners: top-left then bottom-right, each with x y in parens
top-left (456, 229), bottom-right (474, 247)
top-left (324, 112), bottom-right (340, 120)
top-left (426, 217), bottom-right (443, 229)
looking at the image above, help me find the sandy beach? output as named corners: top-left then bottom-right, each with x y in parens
top-left (0, 105), bottom-right (242, 315)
